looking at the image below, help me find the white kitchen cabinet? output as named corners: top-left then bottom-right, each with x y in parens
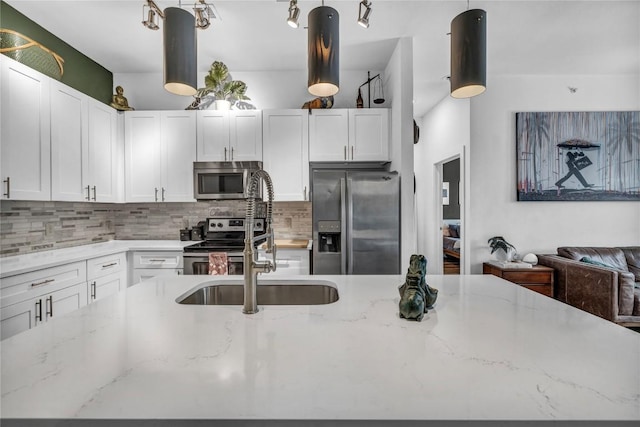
top-left (308, 109), bottom-right (349, 161)
top-left (257, 248), bottom-right (311, 276)
top-left (308, 108), bottom-right (389, 162)
top-left (87, 98), bottom-right (120, 202)
top-left (197, 110), bottom-right (262, 161)
top-left (0, 56), bottom-right (51, 201)
top-left (0, 261), bottom-right (88, 340)
top-left (131, 251), bottom-right (183, 285)
top-left (125, 111), bottom-right (196, 202)
top-left (50, 80), bottom-right (89, 201)
top-left (87, 252), bottom-right (127, 303)
top-left (262, 110), bottom-right (309, 201)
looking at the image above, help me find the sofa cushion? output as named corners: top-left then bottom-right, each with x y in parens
top-left (557, 247), bottom-right (630, 273)
top-left (619, 246), bottom-right (640, 282)
top-left (580, 256), bottom-right (617, 269)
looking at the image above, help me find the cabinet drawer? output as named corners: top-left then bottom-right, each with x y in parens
top-left (132, 251), bottom-right (183, 269)
top-left (0, 261), bottom-right (87, 302)
top-left (87, 252), bottom-right (126, 280)
top-left (502, 271), bottom-right (552, 284)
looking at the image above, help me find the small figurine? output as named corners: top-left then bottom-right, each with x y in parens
top-left (302, 95), bottom-right (334, 111)
top-left (398, 254), bottom-right (438, 321)
top-left (110, 85), bottom-right (134, 111)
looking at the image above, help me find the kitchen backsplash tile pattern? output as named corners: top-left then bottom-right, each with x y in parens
top-left (0, 200), bottom-right (311, 257)
top-left (0, 201), bottom-right (116, 256)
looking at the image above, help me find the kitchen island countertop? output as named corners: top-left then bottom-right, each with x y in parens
top-left (1, 274), bottom-right (638, 424)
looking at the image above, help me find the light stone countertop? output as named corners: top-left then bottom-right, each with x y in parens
top-left (1, 274), bottom-right (638, 424)
top-left (0, 240), bottom-right (196, 278)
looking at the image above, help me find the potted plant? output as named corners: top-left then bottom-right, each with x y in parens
top-left (196, 61), bottom-right (250, 110)
top-left (488, 236), bottom-right (517, 262)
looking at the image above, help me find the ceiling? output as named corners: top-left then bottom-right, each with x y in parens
top-left (5, 0), bottom-right (640, 117)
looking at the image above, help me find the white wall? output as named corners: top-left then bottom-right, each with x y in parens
top-left (114, 70), bottom-right (386, 111)
top-left (415, 96), bottom-right (469, 273)
top-left (468, 74), bottom-right (640, 273)
top-left (385, 37), bottom-right (416, 273)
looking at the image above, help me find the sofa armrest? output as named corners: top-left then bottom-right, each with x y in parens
top-left (537, 254), bottom-right (634, 321)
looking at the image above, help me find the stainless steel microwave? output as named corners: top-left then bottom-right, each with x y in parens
top-left (193, 161), bottom-right (263, 200)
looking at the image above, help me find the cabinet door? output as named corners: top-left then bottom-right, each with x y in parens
top-left (161, 111), bottom-right (196, 202)
top-left (125, 111), bottom-right (162, 202)
top-left (308, 109), bottom-right (349, 161)
top-left (229, 110), bottom-right (262, 161)
top-left (88, 99), bottom-right (119, 202)
top-left (50, 80), bottom-right (89, 201)
top-left (132, 251), bottom-right (183, 269)
top-left (0, 297), bottom-right (37, 340)
top-left (196, 110), bottom-right (229, 161)
top-left (47, 282), bottom-right (88, 320)
top-left (349, 109), bottom-right (389, 161)
top-left (0, 56), bottom-right (51, 200)
top-left (89, 272), bottom-right (125, 303)
top-left (132, 269), bottom-right (181, 285)
top-left (262, 110), bottom-right (309, 201)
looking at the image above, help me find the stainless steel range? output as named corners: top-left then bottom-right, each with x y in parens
top-left (183, 217), bottom-right (266, 275)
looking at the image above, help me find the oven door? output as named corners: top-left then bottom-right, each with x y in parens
top-left (183, 252), bottom-right (244, 275)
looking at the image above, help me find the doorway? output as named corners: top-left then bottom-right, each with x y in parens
top-left (437, 156), bottom-right (463, 275)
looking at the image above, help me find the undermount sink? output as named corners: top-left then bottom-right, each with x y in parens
top-left (176, 280), bottom-right (339, 306)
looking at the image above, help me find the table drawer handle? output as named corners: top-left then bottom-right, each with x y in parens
top-left (31, 278), bottom-right (55, 287)
top-left (102, 262), bottom-right (118, 268)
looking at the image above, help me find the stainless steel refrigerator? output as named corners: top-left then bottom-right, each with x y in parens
top-left (311, 165), bottom-right (400, 275)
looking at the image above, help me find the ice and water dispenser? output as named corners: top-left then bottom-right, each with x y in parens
top-left (317, 221), bottom-right (341, 253)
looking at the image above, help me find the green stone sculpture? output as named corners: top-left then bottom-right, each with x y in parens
top-left (398, 254), bottom-right (438, 321)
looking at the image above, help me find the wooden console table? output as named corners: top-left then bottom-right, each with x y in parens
top-left (482, 262), bottom-right (554, 297)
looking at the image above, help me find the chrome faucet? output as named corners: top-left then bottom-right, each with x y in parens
top-left (243, 169), bottom-right (277, 314)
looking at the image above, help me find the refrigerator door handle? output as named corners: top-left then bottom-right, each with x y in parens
top-left (346, 177), bottom-right (354, 274)
top-left (340, 177), bottom-right (347, 275)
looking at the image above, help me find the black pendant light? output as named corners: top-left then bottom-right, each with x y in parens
top-left (163, 7), bottom-right (197, 96)
top-left (308, 3), bottom-right (339, 97)
top-left (450, 8), bottom-right (486, 98)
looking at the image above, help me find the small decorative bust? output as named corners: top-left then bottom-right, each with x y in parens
top-left (110, 85), bottom-right (134, 111)
top-left (398, 254), bottom-right (438, 321)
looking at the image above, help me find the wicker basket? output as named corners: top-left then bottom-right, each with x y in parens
top-left (0, 29), bottom-right (64, 80)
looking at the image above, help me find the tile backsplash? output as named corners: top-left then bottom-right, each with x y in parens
top-left (0, 200), bottom-right (311, 257)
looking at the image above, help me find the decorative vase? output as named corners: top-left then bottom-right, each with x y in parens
top-left (214, 100), bottom-right (231, 110)
top-left (496, 247), bottom-right (516, 262)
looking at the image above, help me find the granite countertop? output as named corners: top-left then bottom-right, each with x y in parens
top-left (0, 240), bottom-right (196, 278)
top-left (1, 274), bottom-right (638, 423)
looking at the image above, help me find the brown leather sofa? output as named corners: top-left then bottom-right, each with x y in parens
top-left (537, 247), bottom-right (640, 327)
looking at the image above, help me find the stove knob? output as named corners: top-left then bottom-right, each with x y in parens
top-left (217, 223), bottom-right (223, 228)
top-left (256, 221), bottom-right (262, 228)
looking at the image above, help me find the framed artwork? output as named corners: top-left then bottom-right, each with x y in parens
top-left (443, 182), bottom-right (450, 205)
top-left (516, 111), bottom-right (640, 201)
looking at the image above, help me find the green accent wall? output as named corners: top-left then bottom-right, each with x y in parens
top-left (0, 1), bottom-right (113, 104)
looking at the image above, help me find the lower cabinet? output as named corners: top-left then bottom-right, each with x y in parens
top-left (1, 261), bottom-right (88, 340)
top-left (131, 251), bottom-right (183, 285)
top-left (87, 252), bottom-right (127, 303)
top-left (258, 248), bottom-right (311, 276)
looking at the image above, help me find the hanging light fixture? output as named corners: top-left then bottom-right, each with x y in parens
top-left (163, 6), bottom-right (197, 96)
top-left (308, 1), bottom-right (339, 97)
top-left (450, 6), bottom-right (486, 98)
top-left (142, 0), bottom-right (162, 30)
top-left (287, 0), bottom-right (300, 28)
top-left (357, 0), bottom-right (372, 28)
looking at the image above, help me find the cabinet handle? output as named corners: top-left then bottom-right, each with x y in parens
top-left (35, 299), bottom-right (42, 321)
top-left (102, 262), bottom-right (118, 268)
top-left (85, 185), bottom-right (91, 201)
top-left (304, 186), bottom-right (307, 201)
top-left (231, 147), bottom-right (234, 161)
top-left (91, 281), bottom-right (96, 300)
top-left (224, 147), bottom-right (228, 161)
top-left (351, 146), bottom-right (354, 160)
top-left (31, 278), bottom-right (55, 287)
top-left (46, 296), bottom-right (53, 318)
top-left (154, 187), bottom-right (158, 202)
top-left (92, 186), bottom-right (97, 201)
top-left (3, 176), bottom-right (9, 198)
top-left (344, 146), bottom-right (347, 160)
top-left (161, 187), bottom-right (165, 202)
top-left (149, 259), bottom-right (166, 262)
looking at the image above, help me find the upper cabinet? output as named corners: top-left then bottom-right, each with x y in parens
top-left (125, 111), bottom-right (196, 202)
top-left (262, 110), bottom-right (309, 201)
top-left (309, 108), bottom-right (389, 162)
top-left (87, 98), bottom-right (120, 202)
top-left (197, 110), bottom-right (262, 161)
top-left (1, 56), bottom-right (51, 201)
